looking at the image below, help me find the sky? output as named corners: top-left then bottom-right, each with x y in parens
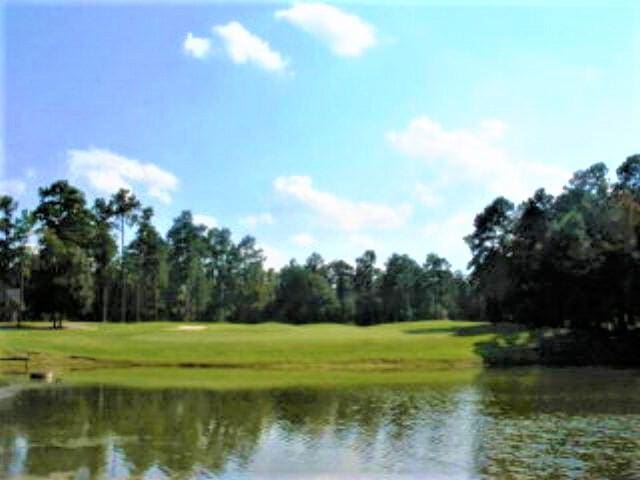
top-left (2, 0), bottom-right (639, 271)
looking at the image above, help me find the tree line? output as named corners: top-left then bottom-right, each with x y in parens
top-left (466, 155), bottom-right (640, 332)
top-left (0, 181), bottom-right (472, 326)
top-left (2, 154), bottom-right (639, 331)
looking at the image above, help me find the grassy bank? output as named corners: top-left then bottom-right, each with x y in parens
top-left (5, 320), bottom-right (632, 390)
top-left (1, 320), bottom-right (529, 375)
top-left (61, 366), bottom-right (484, 391)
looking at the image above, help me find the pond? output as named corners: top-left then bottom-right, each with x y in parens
top-left (1, 368), bottom-right (639, 479)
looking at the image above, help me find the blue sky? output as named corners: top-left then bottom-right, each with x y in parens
top-left (2, 1), bottom-right (639, 270)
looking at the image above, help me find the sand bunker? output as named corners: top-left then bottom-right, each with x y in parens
top-left (65, 324), bottom-right (98, 331)
top-left (173, 325), bottom-right (207, 331)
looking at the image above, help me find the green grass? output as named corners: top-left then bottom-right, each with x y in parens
top-left (0, 320), bottom-right (534, 389)
top-left (61, 366), bottom-right (482, 391)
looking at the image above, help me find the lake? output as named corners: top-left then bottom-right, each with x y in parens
top-left (1, 367), bottom-right (639, 479)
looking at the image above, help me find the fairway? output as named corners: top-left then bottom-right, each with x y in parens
top-left (0, 320), bottom-right (522, 374)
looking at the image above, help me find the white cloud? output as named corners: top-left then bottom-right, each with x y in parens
top-left (240, 212), bottom-right (274, 227)
top-left (213, 21), bottom-right (287, 72)
top-left (193, 213), bottom-right (218, 229)
top-left (0, 143), bottom-right (27, 197)
top-left (291, 232), bottom-right (316, 247)
top-left (67, 148), bottom-right (179, 204)
top-left (347, 233), bottom-right (380, 252)
top-left (275, 3), bottom-right (376, 57)
top-left (421, 212), bottom-right (475, 271)
top-left (387, 116), bottom-right (571, 201)
top-left (414, 182), bottom-right (441, 207)
top-left (0, 179), bottom-right (26, 196)
top-left (274, 175), bottom-right (411, 231)
top-left (260, 244), bottom-right (288, 271)
top-left (183, 32), bottom-right (212, 59)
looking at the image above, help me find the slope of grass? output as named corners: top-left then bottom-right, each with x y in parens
top-left (0, 320), bottom-right (534, 378)
top-left (0, 320), bottom-right (541, 389)
top-left (61, 366), bottom-right (482, 391)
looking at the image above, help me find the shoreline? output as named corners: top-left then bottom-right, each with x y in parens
top-left (2, 321), bottom-right (639, 384)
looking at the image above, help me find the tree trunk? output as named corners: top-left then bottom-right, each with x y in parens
top-left (154, 286), bottom-right (159, 322)
top-left (120, 216), bottom-right (126, 323)
top-left (18, 266), bottom-right (24, 329)
top-left (102, 283), bottom-right (109, 323)
top-left (135, 282), bottom-right (141, 322)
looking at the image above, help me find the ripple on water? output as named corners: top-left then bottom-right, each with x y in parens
top-left (0, 368), bottom-right (639, 479)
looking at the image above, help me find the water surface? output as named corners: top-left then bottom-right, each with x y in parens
top-left (1, 368), bottom-right (639, 479)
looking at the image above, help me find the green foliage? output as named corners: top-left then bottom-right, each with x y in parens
top-left (30, 181), bottom-right (96, 325)
top-left (167, 211), bottom-right (209, 321)
top-left (32, 181), bottom-right (94, 247)
top-left (109, 188), bottom-right (141, 322)
top-left (127, 207), bottom-right (167, 321)
top-left (274, 259), bottom-right (340, 324)
top-left (381, 254), bottom-right (422, 322)
top-left (8, 154), bottom-right (640, 332)
top-left (4, 176), bottom-right (475, 325)
top-left (91, 198), bottom-right (117, 323)
top-left (0, 195), bottom-right (20, 283)
top-left (467, 154), bottom-right (640, 332)
top-left (327, 260), bottom-right (356, 321)
top-left (0, 197), bottom-right (32, 285)
top-left (419, 254), bottom-right (459, 319)
top-left (0, 196), bottom-right (33, 323)
top-left (34, 229), bottom-right (95, 324)
top-left (354, 250), bottom-right (382, 325)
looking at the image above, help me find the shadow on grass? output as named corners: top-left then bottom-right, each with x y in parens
top-left (404, 326), bottom-right (465, 335)
top-left (0, 324), bottom-right (54, 331)
top-left (404, 320), bottom-right (640, 367)
top-left (472, 326), bottom-right (640, 367)
top-left (404, 322), bottom-right (523, 337)
top-left (472, 330), bottom-right (539, 367)
top-left (404, 322), bottom-right (544, 366)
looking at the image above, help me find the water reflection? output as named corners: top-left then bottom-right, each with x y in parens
top-left (1, 368), bottom-right (639, 479)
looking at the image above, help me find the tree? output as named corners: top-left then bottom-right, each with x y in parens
top-left (0, 195), bottom-right (19, 286)
top-left (615, 154), bottom-right (640, 196)
top-left (381, 254), bottom-right (422, 322)
top-left (465, 197), bottom-right (515, 322)
top-left (463, 156), bottom-right (640, 332)
top-left (508, 189), bottom-right (555, 326)
top-left (91, 198), bottom-right (117, 323)
top-left (549, 164), bottom-right (611, 329)
top-left (327, 260), bottom-right (355, 322)
top-left (32, 181), bottom-right (95, 327)
top-left (611, 155), bottom-right (640, 330)
top-left (419, 253), bottom-right (455, 319)
top-left (354, 250), bottom-right (381, 325)
top-left (305, 252), bottom-right (326, 276)
top-left (127, 207), bottom-right (167, 321)
top-left (167, 211), bottom-right (208, 321)
top-left (275, 262), bottom-right (339, 324)
top-left (233, 236), bottom-right (270, 323)
top-left (206, 227), bottom-right (235, 321)
top-left (13, 210), bottom-right (34, 327)
top-left (0, 196), bottom-right (33, 324)
top-left (109, 189), bottom-right (141, 322)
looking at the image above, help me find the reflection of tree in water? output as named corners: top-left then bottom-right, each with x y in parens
top-left (473, 369), bottom-right (640, 480)
top-left (0, 387), bottom-right (273, 478)
top-left (0, 387), bottom-right (108, 478)
top-left (3, 375), bottom-right (636, 479)
top-left (0, 384), bottom-right (470, 478)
